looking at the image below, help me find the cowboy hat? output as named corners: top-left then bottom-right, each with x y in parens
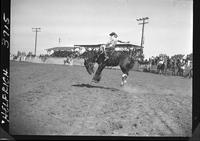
top-left (109, 32), bottom-right (118, 36)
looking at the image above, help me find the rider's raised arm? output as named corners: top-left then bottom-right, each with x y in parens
top-left (117, 40), bottom-right (130, 43)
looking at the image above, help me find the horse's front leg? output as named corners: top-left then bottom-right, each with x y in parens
top-left (92, 64), bottom-right (106, 83)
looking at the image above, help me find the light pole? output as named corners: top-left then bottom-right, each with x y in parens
top-left (136, 17), bottom-right (149, 47)
top-left (32, 28), bottom-right (41, 56)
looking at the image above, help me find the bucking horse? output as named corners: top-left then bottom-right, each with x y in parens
top-left (83, 47), bottom-right (136, 86)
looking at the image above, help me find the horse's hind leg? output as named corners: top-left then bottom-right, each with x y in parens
top-left (121, 73), bottom-right (128, 86)
top-left (120, 66), bottom-right (129, 86)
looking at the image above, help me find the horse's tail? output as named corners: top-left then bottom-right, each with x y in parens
top-left (126, 57), bottom-right (135, 70)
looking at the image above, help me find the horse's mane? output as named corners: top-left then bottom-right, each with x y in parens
top-left (79, 49), bottom-right (101, 60)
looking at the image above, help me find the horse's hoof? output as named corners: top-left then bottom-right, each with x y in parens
top-left (92, 79), bottom-right (99, 83)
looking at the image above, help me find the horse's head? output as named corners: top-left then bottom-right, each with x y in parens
top-left (83, 49), bottom-right (103, 75)
top-left (84, 58), bottom-right (95, 75)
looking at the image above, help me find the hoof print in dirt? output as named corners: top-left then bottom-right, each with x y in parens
top-left (96, 129), bottom-right (107, 135)
top-left (91, 79), bottom-right (99, 83)
top-left (109, 121), bottom-right (123, 131)
top-left (132, 123), bottom-right (138, 128)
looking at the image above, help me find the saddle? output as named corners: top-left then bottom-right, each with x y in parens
top-left (100, 47), bottom-right (115, 59)
top-left (105, 47), bottom-right (115, 56)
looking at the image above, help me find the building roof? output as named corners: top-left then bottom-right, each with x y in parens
top-left (74, 44), bottom-right (103, 48)
top-left (46, 44), bottom-right (143, 52)
top-left (74, 44), bottom-right (143, 49)
top-left (46, 47), bottom-right (75, 52)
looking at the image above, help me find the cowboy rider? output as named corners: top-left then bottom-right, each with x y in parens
top-left (103, 32), bottom-right (130, 61)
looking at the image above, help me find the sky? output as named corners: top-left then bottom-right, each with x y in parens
top-left (11, 0), bottom-right (193, 58)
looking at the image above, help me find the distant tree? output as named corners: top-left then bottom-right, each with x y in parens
top-left (27, 52), bottom-right (33, 56)
top-left (21, 52), bottom-right (26, 56)
top-left (159, 53), bottom-right (167, 58)
top-left (187, 53), bottom-right (193, 61)
top-left (27, 52), bottom-right (35, 57)
top-left (138, 54), bottom-right (144, 61)
top-left (171, 54), bottom-right (184, 60)
top-left (17, 51), bottom-right (22, 57)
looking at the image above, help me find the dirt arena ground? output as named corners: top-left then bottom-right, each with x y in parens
top-left (9, 61), bottom-right (192, 136)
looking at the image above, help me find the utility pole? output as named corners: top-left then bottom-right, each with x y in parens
top-left (136, 17), bottom-right (149, 47)
top-left (32, 28), bottom-right (41, 56)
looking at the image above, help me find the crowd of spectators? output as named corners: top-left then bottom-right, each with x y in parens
top-left (10, 50), bottom-right (193, 78)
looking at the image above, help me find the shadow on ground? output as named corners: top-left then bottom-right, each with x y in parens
top-left (72, 83), bottom-right (119, 92)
